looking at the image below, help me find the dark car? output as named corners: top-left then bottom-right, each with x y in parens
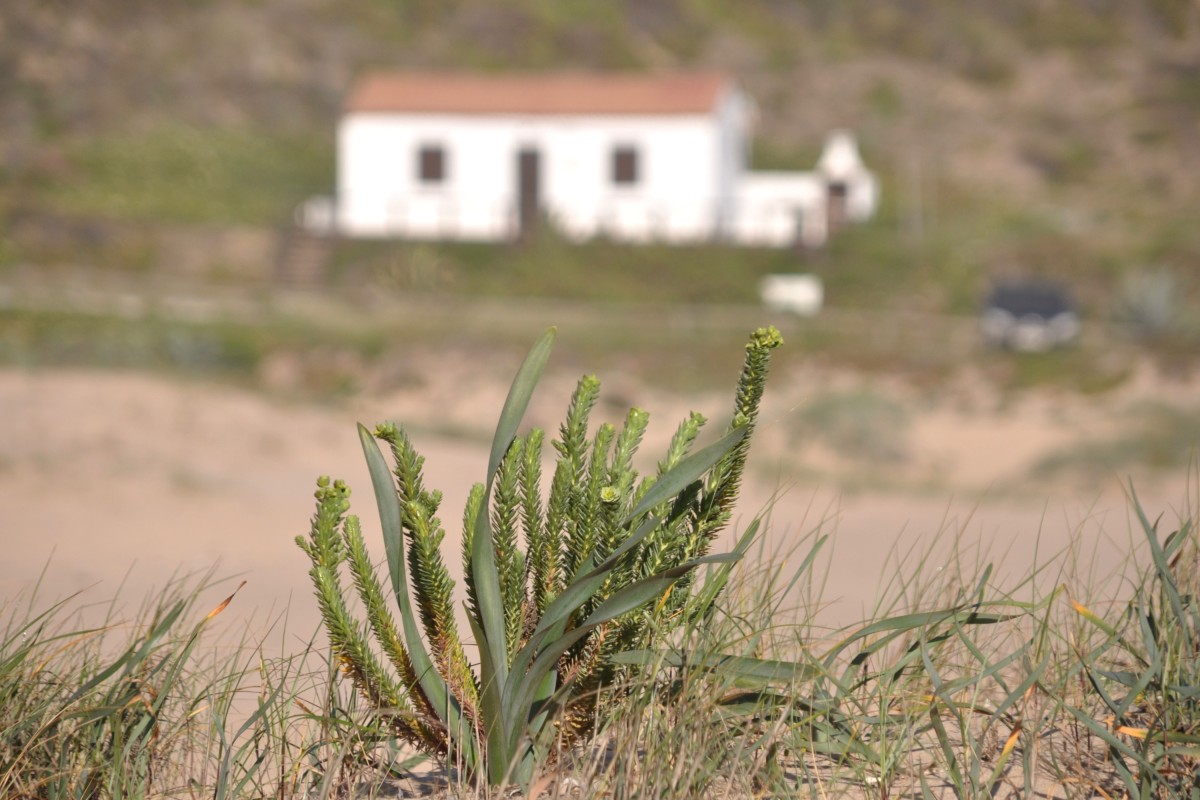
top-left (980, 281), bottom-right (1080, 352)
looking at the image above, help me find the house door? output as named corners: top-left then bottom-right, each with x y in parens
top-left (517, 148), bottom-right (541, 238)
top-left (826, 181), bottom-right (848, 232)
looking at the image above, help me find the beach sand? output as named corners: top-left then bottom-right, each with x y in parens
top-left (1, 357), bottom-right (1194, 645)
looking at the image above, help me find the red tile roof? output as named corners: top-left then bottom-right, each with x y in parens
top-left (345, 71), bottom-right (733, 116)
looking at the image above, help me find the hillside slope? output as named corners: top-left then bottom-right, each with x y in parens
top-left (1, 1), bottom-right (1198, 318)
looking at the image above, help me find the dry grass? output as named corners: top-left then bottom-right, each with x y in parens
top-left (3, 468), bottom-right (1197, 799)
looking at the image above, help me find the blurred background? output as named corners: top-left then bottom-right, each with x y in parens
top-left (2, 1), bottom-right (1199, 629)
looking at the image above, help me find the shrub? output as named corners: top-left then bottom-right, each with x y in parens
top-left (296, 325), bottom-right (783, 786)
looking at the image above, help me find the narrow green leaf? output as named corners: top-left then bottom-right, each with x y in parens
top-left (972, 562), bottom-right (994, 605)
top-left (785, 532), bottom-right (829, 594)
top-left (941, 636), bottom-right (1027, 697)
top-left (467, 611), bottom-right (508, 784)
top-left (488, 327), bottom-right (556, 485)
top-left (475, 328), bottom-right (556, 705)
top-left (581, 514), bottom-right (660, 580)
top-left (528, 515), bottom-right (664, 645)
top-left (500, 549), bottom-right (623, 725)
top-left (991, 653), bottom-right (1048, 723)
top-left (1063, 705), bottom-right (1157, 773)
top-left (581, 564), bottom-right (691, 628)
top-left (1163, 517), bottom-right (1194, 561)
top-left (926, 706), bottom-right (964, 792)
top-left (1083, 663), bottom-right (1126, 718)
top-left (1069, 596), bottom-right (1119, 637)
top-left (505, 563), bottom-right (691, 720)
top-left (216, 681), bottom-right (287, 800)
top-left (710, 691), bottom-right (802, 718)
top-left (1164, 745), bottom-right (1200, 758)
top-left (504, 623), bottom-right (596, 761)
top-left (1130, 484), bottom-right (1188, 629)
top-left (472, 501), bottom-right (510, 701)
top-left (359, 425), bottom-right (472, 751)
top-left (826, 607), bottom-right (1016, 666)
top-left (690, 519), bottom-right (762, 620)
top-left (505, 561), bottom-right (702, 745)
top-left (625, 426), bottom-right (747, 523)
top-left (1116, 664), bottom-right (1158, 720)
top-left (524, 665), bottom-right (558, 743)
top-left (853, 608), bottom-right (1014, 640)
top-left (609, 649), bottom-right (820, 685)
top-left (528, 569), bottom-right (608, 645)
top-left (521, 574), bottom-right (693, 715)
top-left (65, 600), bottom-right (186, 706)
top-left (362, 425), bottom-right (408, 610)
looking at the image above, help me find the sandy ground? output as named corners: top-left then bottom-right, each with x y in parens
top-left (1, 354), bottom-right (1197, 651)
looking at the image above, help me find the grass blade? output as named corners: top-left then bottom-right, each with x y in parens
top-left (609, 649), bottom-right (820, 685)
top-left (1130, 484), bottom-right (1188, 629)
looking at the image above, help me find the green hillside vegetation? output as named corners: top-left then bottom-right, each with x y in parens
top-left (28, 126), bottom-right (333, 226)
top-left (1, 1), bottom-right (1198, 354)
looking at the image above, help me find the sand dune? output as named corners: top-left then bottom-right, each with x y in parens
top-left (1, 360), bottom-right (1194, 644)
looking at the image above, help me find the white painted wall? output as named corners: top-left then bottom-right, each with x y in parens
top-left (338, 109), bottom-right (728, 243)
top-left (714, 89), bottom-right (752, 238)
top-left (817, 129), bottom-right (879, 222)
top-left (732, 172), bottom-right (825, 247)
top-left (333, 98), bottom-right (876, 248)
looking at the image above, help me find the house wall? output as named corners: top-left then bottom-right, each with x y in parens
top-left (845, 172), bottom-right (880, 222)
top-left (714, 89), bottom-right (752, 238)
top-left (337, 108), bottom-right (734, 243)
top-left (733, 172), bottom-right (825, 248)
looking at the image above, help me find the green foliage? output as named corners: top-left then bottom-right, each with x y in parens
top-left (0, 307), bottom-right (394, 398)
top-left (1062, 488), bottom-right (1200, 797)
top-left (333, 233), bottom-right (799, 306)
top-left (0, 309), bottom-right (266, 374)
top-left (296, 325), bottom-right (783, 786)
top-left (0, 578), bottom-right (290, 799)
top-left (29, 125), bottom-right (333, 226)
top-left (597, 520), bottom-right (1046, 799)
top-left (0, 572), bottom-right (437, 799)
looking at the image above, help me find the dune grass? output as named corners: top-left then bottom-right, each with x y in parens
top-left (3, 484), bottom-right (1198, 798)
top-left (0, 569), bottom-right (414, 800)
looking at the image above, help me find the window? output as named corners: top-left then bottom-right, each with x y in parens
top-left (612, 145), bottom-right (639, 186)
top-left (418, 144), bottom-right (446, 184)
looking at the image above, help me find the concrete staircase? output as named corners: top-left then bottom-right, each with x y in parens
top-left (274, 227), bottom-right (334, 286)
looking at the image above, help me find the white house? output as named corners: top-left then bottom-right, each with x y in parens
top-left (306, 71), bottom-right (877, 248)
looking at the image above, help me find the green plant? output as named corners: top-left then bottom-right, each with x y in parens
top-left (0, 576), bottom-right (280, 800)
top-left (0, 570), bottom-right (421, 799)
top-left (583, 525), bottom-right (847, 799)
top-left (1062, 488), bottom-right (1200, 797)
top-left (296, 325), bottom-right (783, 786)
top-left (582, 528), bottom-right (1048, 800)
